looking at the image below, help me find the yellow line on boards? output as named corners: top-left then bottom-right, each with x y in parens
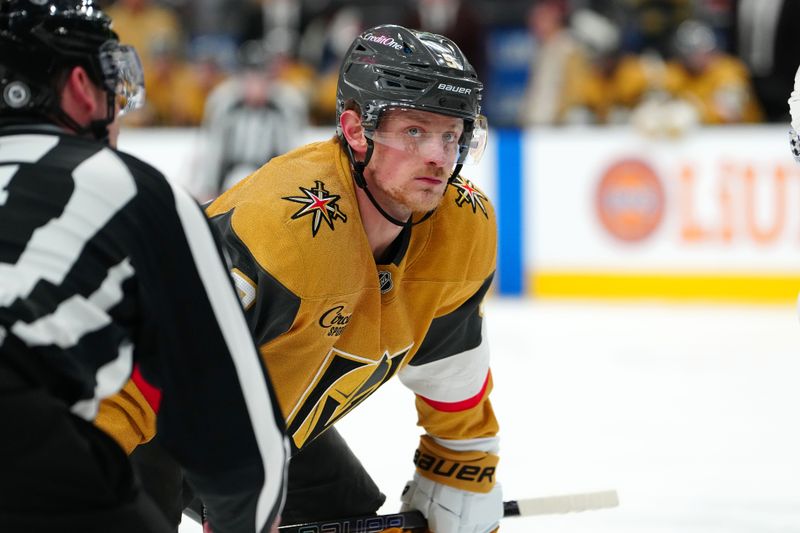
top-left (531, 272), bottom-right (800, 303)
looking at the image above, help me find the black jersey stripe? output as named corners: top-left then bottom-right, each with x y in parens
top-left (70, 339), bottom-right (133, 420)
top-left (209, 210), bottom-right (301, 346)
top-left (409, 273), bottom-right (494, 367)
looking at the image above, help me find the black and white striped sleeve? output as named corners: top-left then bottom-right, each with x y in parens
top-left (117, 152), bottom-right (288, 533)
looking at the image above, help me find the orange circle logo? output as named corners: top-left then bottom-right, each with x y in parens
top-left (595, 159), bottom-right (665, 242)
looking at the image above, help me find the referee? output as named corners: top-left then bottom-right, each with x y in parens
top-left (0, 2), bottom-right (286, 532)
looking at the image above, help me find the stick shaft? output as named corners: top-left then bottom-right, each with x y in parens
top-left (514, 490), bottom-right (619, 516)
top-left (277, 490), bottom-right (619, 532)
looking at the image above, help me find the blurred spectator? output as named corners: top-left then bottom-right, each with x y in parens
top-left (175, 37), bottom-right (233, 126)
top-left (299, 5), bottom-right (365, 125)
top-left (404, 0), bottom-right (486, 81)
top-left (519, 0), bottom-right (589, 126)
top-left (178, 0), bottom-right (244, 41)
top-left (731, 0), bottom-right (800, 122)
top-left (239, 0), bottom-right (303, 52)
top-left (121, 35), bottom-right (230, 127)
top-left (566, 9), bottom-right (623, 123)
top-left (106, 0), bottom-right (186, 125)
top-left (229, 0), bottom-right (317, 103)
top-left (187, 40), bottom-right (309, 201)
top-left (105, 0), bottom-right (183, 75)
top-left (669, 19), bottom-right (762, 124)
top-left (618, 0), bottom-right (692, 56)
top-left (125, 36), bottom-right (185, 126)
top-left (568, 8), bottom-right (683, 125)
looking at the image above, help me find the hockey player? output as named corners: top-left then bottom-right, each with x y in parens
top-left (102, 24), bottom-right (502, 533)
top-left (0, 1), bottom-right (286, 532)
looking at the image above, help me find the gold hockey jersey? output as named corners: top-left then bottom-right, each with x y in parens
top-left (206, 137), bottom-right (499, 452)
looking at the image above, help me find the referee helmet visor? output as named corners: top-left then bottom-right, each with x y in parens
top-left (99, 41), bottom-right (145, 115)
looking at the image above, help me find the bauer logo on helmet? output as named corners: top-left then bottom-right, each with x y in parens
top-left (437, 83), bottom-right (472, 95)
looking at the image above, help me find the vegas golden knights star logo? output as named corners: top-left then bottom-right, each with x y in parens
top-left (451, 176), bottom-right (488, 217)
top-left (286, 345), bottom-right (412, 449)
top-left (283, 180), bottom-right (348, 236)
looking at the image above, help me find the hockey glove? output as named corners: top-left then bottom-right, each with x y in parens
top-left (400, 436), bottom-right (502, 533)
top-left (789, 64), bottom-right (800, 163)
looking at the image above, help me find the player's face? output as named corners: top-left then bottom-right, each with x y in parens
top-left (365, 108), bottom-right (464, 217)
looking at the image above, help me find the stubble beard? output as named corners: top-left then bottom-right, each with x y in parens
top-left (381, 177), bottom-right (447, 215)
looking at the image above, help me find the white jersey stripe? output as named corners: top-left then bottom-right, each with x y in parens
top-left (11, 258), bottom-right (134, 348)
top-left (399, 321), bottom-right (491, 403)
top-left (89, 258), bottom-right (135, 310)
top-left (0, 164), bottom-right (17, 206)
top-left (0, 148), bottom-right (136, 306)
top-left (70, 340), bottom-right (134, 420)
top-left (171, 181), bottom-right (287, 532)
top-left (0, 134), bottom-right (58, 163)
top-left (12, 293), bottom-right (110, 348)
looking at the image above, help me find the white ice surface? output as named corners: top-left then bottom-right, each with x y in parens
top-left (181, 298), bottom-right (800, 533)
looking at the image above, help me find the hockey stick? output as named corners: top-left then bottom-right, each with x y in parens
top-left (277, 489), bottom-right (619, 532)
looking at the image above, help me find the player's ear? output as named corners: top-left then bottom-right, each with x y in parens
top-left (62, 66), bottom-right (101, 117)
top-left (340, 109), bottom-right (368, 155)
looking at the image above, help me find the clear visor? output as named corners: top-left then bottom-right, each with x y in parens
top-left (364, 110), bottom-right (488, 167)
top-left (466, 115), bottom-right (488, 164)
top-left (99, 42), bottom-right (145, 116)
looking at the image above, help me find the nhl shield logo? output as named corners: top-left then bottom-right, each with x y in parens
top-left (378, 270), bottom-right (393, 294)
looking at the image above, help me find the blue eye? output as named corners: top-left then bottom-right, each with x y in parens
top-left (442, 132), bottom-right (457, 144)
top-left (406, 127), bottom-right (421, 138)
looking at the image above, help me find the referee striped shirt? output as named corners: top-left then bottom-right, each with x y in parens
top-left (0, 125), bottom-right (286, 533)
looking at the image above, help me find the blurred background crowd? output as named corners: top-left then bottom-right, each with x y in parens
top-left (97, 0), bottom-right (800, 131)
top-left (106, 0), bottom-right (800, 307)
top-left (99, 0), bottom-right (799, 132)
top-left (99, 0), bottom-right (800, 198)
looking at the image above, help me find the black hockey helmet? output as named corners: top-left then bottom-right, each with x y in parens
top-left (336, 24), bottom-right (487, 167)
top-left (0, 0), bottom-right (144, 138)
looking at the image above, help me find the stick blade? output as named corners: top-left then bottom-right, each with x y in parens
top-left (516, 490), bottom-right (619, 516)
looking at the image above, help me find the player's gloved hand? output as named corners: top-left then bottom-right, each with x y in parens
top-left (400, 435), bottom-right (502, 533)
top-left (401, 473), bottom-right (502, 533)
top-left (788, 64), bottom-right (800, 162)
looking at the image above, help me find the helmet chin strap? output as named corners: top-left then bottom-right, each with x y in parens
top-left (344, 137), bottom-right (462, 228)
top-left (53, 90), bottom-right (115, 144)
